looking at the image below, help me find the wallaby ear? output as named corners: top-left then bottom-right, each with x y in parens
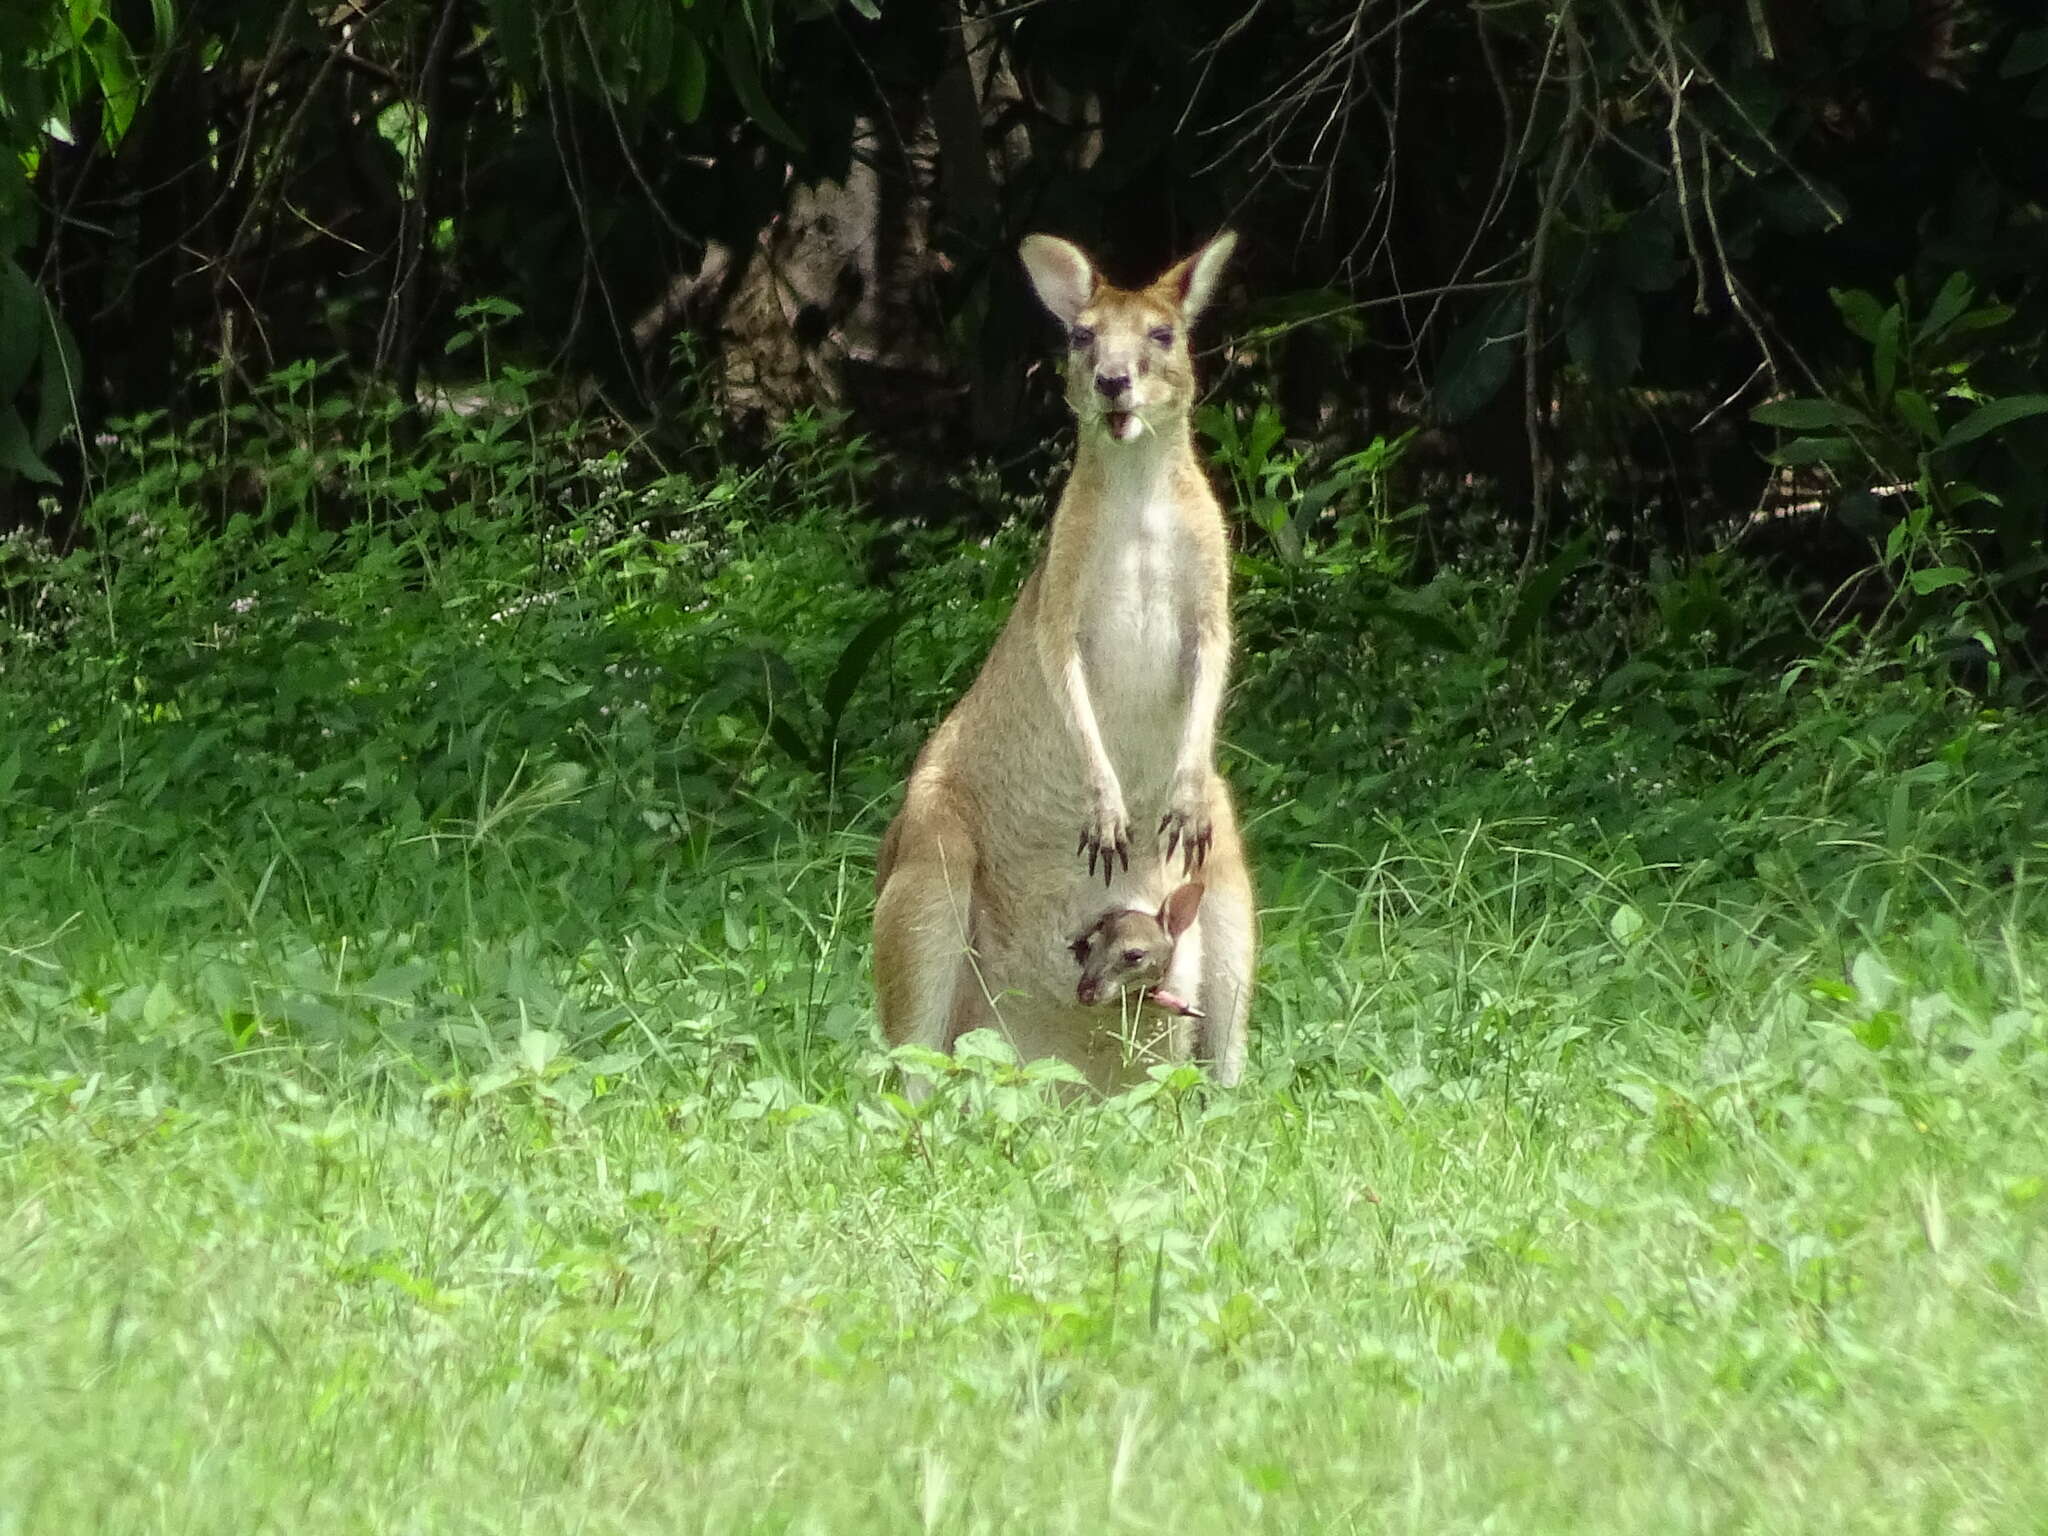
top-left (1160, 881), bottom-right (1206, 939)
top-left (1159, 231), bottom-right (1238, 322)
top-left (1019, 234), bottom-right (1099, 328)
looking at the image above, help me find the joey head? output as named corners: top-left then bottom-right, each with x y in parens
top-left (1070, 882), bottom-right (1205, 1018)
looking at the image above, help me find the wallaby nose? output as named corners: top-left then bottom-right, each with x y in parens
top-left (1093, 372), bottom-right (1130, 402)
top-left (1077, 979), bottom-right (1099, 1005)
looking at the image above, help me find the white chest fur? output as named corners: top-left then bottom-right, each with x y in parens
top-left (1074, 453), bottom-right (1194, 790)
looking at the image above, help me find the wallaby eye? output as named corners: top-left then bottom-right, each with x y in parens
top-left (1069, 326), bottom-right (1095, 350)
top-left (1148, 325), bottom-right (1174, 346)
top-left (1070, 937), bottom-right (1091, 961)
top-left (1122, 948), bottom-right (1146, 966)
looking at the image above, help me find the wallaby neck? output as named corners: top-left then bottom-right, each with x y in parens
top-left (1069, 418), bottom-right (1196, 520)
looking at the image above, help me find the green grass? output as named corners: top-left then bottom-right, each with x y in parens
top-left (4, 387), bottom-right (2048, 1531)
top-left (8, 813), bottom-right (2047, 1533)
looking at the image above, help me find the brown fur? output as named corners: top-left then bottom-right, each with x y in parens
top-left (872, 232), bottom-right (1258, 1096)
top-left (1071, 882), bottom-right (1206, 1014)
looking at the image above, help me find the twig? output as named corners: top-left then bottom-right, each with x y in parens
top-left (568, 0), bottom-right (706, 255)
top-left (1516, 0), bottom-right (1586, 587)
top-left (536, 22), bottom-right (633, 381)
top-left (379, 0), bottom-right (464, 406)
top-left (1696, 137), bottom-right (1777, 391)
top-left (1412, 4), bottom-right (1550, 357)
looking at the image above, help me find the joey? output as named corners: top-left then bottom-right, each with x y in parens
top-left (1070, 882), bottom-right (1206, 1018)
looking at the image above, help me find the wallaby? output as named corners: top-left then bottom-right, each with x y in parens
top-left (873, 231), bottom-right (1257, 1095)
top-left (1071, 882), bottom-right (1206, 1019)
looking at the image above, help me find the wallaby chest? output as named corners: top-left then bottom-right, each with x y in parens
top-left (1073, 486), bottom-right (1196, 718)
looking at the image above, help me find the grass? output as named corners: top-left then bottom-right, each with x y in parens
top-left (9, 818), bottom-right (2046, 1532)
top-left (4, 381), bottom-right (2047, 1531)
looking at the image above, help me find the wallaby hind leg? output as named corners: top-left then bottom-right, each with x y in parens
top-left (1192, 779), bottom-right (1256, 1086)
top-left (873, 790), bottom-right (981, 1100)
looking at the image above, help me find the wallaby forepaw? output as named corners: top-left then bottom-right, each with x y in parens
top-left (1079, 796), bottom-right (1131, 885)
top-left (1158, 803), bottom-right (1212, 874)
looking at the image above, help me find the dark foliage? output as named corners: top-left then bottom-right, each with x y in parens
top-left (5, 0), bottom-right (2046, 629)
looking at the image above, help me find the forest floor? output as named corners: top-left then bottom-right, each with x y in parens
top-left (4, 412), bottom-right (2046, 1532)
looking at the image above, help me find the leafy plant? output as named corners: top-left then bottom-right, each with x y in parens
top-left (1751, 272), bottom-right (2048, 673)
top-left (0, 0), bottom-right (158, 485)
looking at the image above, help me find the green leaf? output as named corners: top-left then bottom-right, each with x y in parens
top-left (1872, 305), bottom-right (1902, 401)
top-left (1766, 434), bottom-right (1854, 467)
top-left (1938, 395), bottom-right (2048, 452)
top-left (0, 257), bottom-right (38, 399)
top-left (519, 1028), bottom-right (563, 1075)
top-left (1564, 285), bottom-right (1640, 388)
top-left (1849, 951), bottom-right (1897, 1010)
top-left (1238, 287), bottom-right (1367, 347)
top-left (673, 25), bottom-right (709, 120)
top-left (1756, 175), bottom-right (1845, 234)
top-left (638, 2), bottom-right (675, 101)
top-left (1496, 1323), bottom-right (1532, 1373)
top-left (2000, 26), bottom-right (2048, 78)
top-left (1907, 565), bottom-right (1971, 595)
top-left (1829, 287), bottom-right (1887, 344)
top-left (0, 403), bottom-right (56, 483)
top-left (1914, 271), bottom-right (1973, 346)
top-left (819, 606), bottom-right (908, 741)
top-left (1368, 599), bottom-right (1471, 655)
top-left (720, 10), bottom-right (803, 152)
top-left (1952, 304), bottom-right (2015, 335)
top-left (1892, 388), bottom-right (1939, 443)
top-left (485, 0), bottom-right (537, 87)
top-left (1853, 1013), bottom-right (1896, 1052)
top-left (1750, 396), bottom-right (1867, 431)
top-left (1193, 402), bottom-right (1239, 458)
top-left (727, 646), bottom-right (816, 764)
top-left (1504, 534), bottom-right (1592, 651)
top-left (952, 1028), bottom-right (1018, 1068)
top-left (762, 712), bottom-right (812, 765)
top-left (1610, 1080), bottom-right (1661, 1117)
top-left (0, 156), bottom-right (36, 250)
top-left (83, 16), bottom-right (142, 145)
top-left (33, 307), bottom-right (81, 450)
top-left (144, 980), bottom-right (179, 1032)
top-left (1608, 903), bottom-right (1645, 945)
top-left (1615, 212), bottom-right (1683, 291)
top-left (1258, 495), bottom-right (1299, 562)
top-left (1432, 293), bottom-right (1520, 426)
top-left (1291, 462), bottom-right (1363, 528)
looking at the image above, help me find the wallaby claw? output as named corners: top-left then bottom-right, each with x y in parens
top-left (1081, 792), bottom-right (1130, 885)
top-left (1158, 807), bottom-right (1211, 875)
top-left (1083, 829), bottom-right (1129, 885)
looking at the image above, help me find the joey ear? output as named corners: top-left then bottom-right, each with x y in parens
top-left (1159, 881), bottom-right (1206, 939)
top-left (1019, 234), bottom-right (1100, 328)
top-left (1159, 231), bottom-right (1237, 322)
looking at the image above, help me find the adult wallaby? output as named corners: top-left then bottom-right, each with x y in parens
top-left (872, 231), bottom-right (1256, 1095)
